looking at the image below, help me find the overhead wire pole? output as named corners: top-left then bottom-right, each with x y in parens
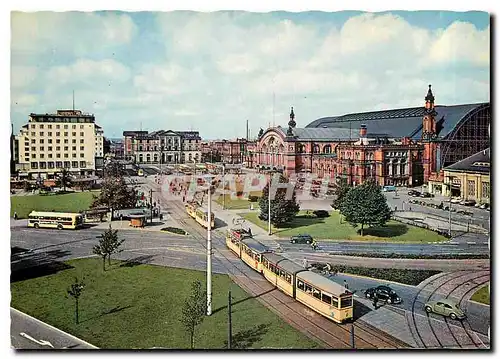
top-left (268, 171), bottom-right (272, 235)
top-left (206, 175), bottom-right (213, 316)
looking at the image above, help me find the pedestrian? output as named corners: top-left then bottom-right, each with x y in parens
top-left (372, 296), bottom-right (379, 310)
top-left (302, 258), bottom-right (308, 269)
top-left (13, 212), bottom-right (18, 220)
top-left (343, 280), bottom-right (349, 290)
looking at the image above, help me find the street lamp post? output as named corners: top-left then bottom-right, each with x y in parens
top-left (222, 164), bottom-right (226, 210)
top-left (268, 170), bottom-right (274, 235)
top-left (204, 174), bottom-right (214, 316)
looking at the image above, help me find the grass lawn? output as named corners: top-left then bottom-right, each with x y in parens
top-left (471, 284), bottom-right (490, 305)
top-left (10, 258), bottom-right (321, 349)
top-left (10, 191), bottom-right (98, 219)
top-left (215, 192), bottom-right (262, 210)
top-left (239, 210), bottom-right (447, 243)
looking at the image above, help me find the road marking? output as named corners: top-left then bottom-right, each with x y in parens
top-left (11, 308), bottom-right (98, 349)
top-left (466, 242), bottom-right (477, 245)
top-left (19, 332), bottom-right (54, 348)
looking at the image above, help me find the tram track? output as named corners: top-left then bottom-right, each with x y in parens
top-left (407, 270), bottom-right (490, 349)
top-left (166, 197), bottom-right (407, 349)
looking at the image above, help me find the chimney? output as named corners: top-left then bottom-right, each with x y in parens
top-left (360, 124), bottom-right (367, 138)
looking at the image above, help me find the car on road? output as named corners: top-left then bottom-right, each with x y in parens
top-left (408, 190), bottom-right (421, 197)
top-left (460, 199), bottom-right (476, 206)
top-left (420, 192), bottom-right (434, 198)
top-left (424, 299), bottom-right (466, 320)
top-left (364, 285), bottom-right (402, 304)
top-left (290, 234), bottom-right (313, 244)
top-left (450, 197), bottom-right (462, 204)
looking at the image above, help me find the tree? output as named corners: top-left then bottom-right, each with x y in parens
top-left (104, 161), bottom-right (125, 178)
top-left (91, 176), bottom-right (137, 219)
top-left (92, 224), bottom-right (125, 270)
top-left (331, 178), bottom-right (351, 210)
top-left (258, 174), bottom-right (300, 227)
top-left (56, 168), bottom-right (72, 192)
top-left (339, 180), bottom-right (392, 236)
top-left (181, 280), bottom-right (207, 349)
top-left (67, 277), bottom-right (85, 324)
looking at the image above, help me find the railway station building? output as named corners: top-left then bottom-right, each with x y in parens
top-left (254, 85), bottom-right (490, 188)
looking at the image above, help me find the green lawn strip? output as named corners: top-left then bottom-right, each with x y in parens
top-left (311, 264), bottom-right (441, 286)
top-left (215, 194), bottom-right (252, 210)
top-left (239, 211), bottom-right (447, 243)
top-left (10, 191), bottom-right (99, 219)
top-left (11, 258), bottom-right (321, 349)
top-left (470, 284), bottom-right (490, 305)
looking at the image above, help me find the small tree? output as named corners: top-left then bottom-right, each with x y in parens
top-left (339, 180), bottom-right (392, 236)
top-left (67, 277), bottom-right (85, 324)
top-left (92, 225), bottom-right (124, 270)
top-left (258, 175), bottom-right (300, 227)
top-left (332, 178), bottom-right (351, 210)
top-left (181, 280), bottom-right (207, 349)
top-left (56, 168), bottom-right (72, 192)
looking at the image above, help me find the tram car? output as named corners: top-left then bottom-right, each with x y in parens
top-left (226, 228), bottom-right (252, 255)
top-left (185, 202), bottom-right (215, 229)
top-left (225, 228), bottom-right (354, 324)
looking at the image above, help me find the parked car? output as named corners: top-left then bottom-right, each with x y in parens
top-left (424, 299), bottom-right (466, 320)
top-left (480, 203), bottom-right (489, 210)
top-left (450, 198), bottom-right (462, 204)
top-left (420, 192), bottom-right (434, 198)
top-left (408, 190), bottom-right (421, 197)
top-left (364, 285), bottom-right (402, 304)
top-left (461, 200), bottom-right (476, 206)
top-left (290, 234), bottom-right (313, 244)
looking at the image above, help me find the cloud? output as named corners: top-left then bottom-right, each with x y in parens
top-left (11, 11), bottom-right (137, 57)
top-left (47, 59), bottom-right (131, 86)
top-left (10, 11), bottom-right (490, 139)
top-left (11, 66), bottom-right (38, 88)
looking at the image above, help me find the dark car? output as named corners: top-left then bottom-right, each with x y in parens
top-left (408, 190), bottom-right (421, 197)
top-left (364, 285), bottom-right (402, 304)
top-left (420, 192), bottom-right (434, 198)
top-left (290, 234), bottom-right (313, 244)
top-left (461, 199), bottom-right (476, 206)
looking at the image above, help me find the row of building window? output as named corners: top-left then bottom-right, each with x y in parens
top-left (31, 124), bottom-right (88, 129)
top-left (30, 161), bottom-right (87, 169)
top-left (29, 153), bottom-right (86, 159)
top-left (30, 131), bottom-right (91, 137)
top-left (27, 146), bottom-right (86, 152)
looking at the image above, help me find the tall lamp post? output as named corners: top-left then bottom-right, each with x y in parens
top-left (267, 169), bottom-right (275, 235)
top-left (203, 174), bottom-right (214, 316)
top-left (222, 163), bottom-right (226, 210)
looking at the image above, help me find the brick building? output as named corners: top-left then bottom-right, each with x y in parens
top-left (255, 85), bottom-right (490, 187)
top-left (201, 138), bottom-right (257, 165)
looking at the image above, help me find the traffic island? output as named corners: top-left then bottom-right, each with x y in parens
top-left (239, 211), bottom-right (448, 243)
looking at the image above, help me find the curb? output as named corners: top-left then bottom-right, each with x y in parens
top-left (10, 307), bottom-right (99, 349)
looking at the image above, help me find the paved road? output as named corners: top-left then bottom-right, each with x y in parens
top-left (10, 308), bottom-right (97, 349)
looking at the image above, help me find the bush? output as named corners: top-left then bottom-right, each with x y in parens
top-left (248, 195), bottom-right (259, 202)
top-left (326, 252), bottom-right (489, 260)
top-left (310, 263), bottom-right (441, 286)
top-left (313, 210), bottom-right (330, 218)
top-left (161, 227), bottom-right (188, 235)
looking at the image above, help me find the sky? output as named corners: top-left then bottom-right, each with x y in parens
top-left (10, 10), bottom-right (490, 140)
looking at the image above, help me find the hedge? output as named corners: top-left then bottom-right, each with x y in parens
top-left (311, 263), bottom-right (441, 286)
top-left (327, 252), bottom-right (489, 260)
top-left (161, 227), bottom-right (188, 235)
